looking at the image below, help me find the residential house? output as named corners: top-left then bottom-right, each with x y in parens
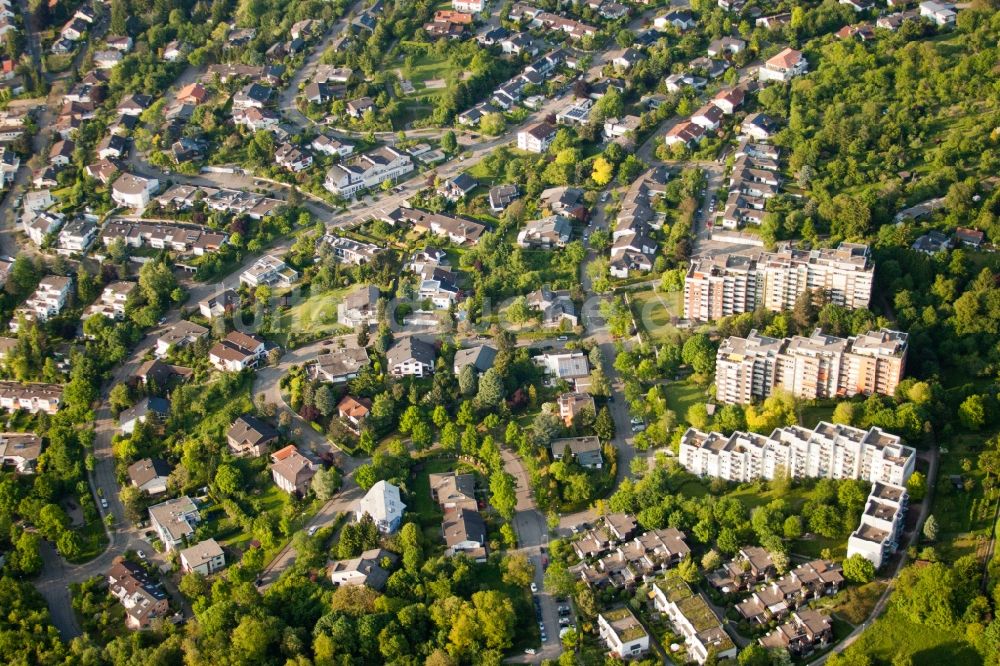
top-left (310, 345), bottom-right (370, 384)
top-left (517, 121), bottom-right (556, 153)
top-left (759, 609), bottom-right (834, 657)
top-left (180, 539), bottom-right (226, 575)
top-left (758, 48), bottom-right (807, 83)
top-left (557, 392), bottom-right (595, 427)
top-left (329, 548), bottom-right (395, 589)
top-left (86, 158), bottom-right (120, 184)
top-left (82, 281), bottom-right (134, 321)
top-left (337, 395), bottom-right (371, 432)
top-left (275, 142), bottom-right (313, 172)
top-left (438, 173), bottom-right (477, 201)
top-left (49, 139), bottom-right (75, 167)
top-left (323, 146), bottom-right (413, 197)
top-left (707, 546), bottom-right (776, 593)
top-left (355, 480), bottom-right (406, 533)
top-left (107, 558), bottom-right (170, 630)
top-left (550, 436), bottom-right (603, 469)
top-left (227, 414), bottom-right (279, 457)
top-left (736, 560), bottom-right (845, 624)
top-left (711, 87), bottom-right (745, 114)
top-left (664, 120), bottom-right (705, 148)
top-left (119, 396), bottom-right (170, 435)
top-left (127, 457), bottom-right (172, 496)
top-left (386, 207), bottom-right (487, 245)
top-left (517, 214), bottom-right (572, 248)
top-left (598, 607), bottom-right (650, 659)
top-left (117, 94), bottom-right (151, 116)
top-left (198, 289), bottom-right (239, 319)
top-left (538, 186), bottom-right (587, 222)
top-left (603, 115), bottom-right (641, 142)
top-left (652, 573), bottom-right (737, 664)
top-left (311, 134), bottom-right (354, 157)
top-left (429, 472), bottom-right (478, 512)
top-left (954, 227), bottom-right (985, 248)
top-left (11, 276), bottom-right (72, 331)
top-left (324, 236), bottom-right (382, 266)
top-left (655, 9), bottom-right (698, 31)
top-left (233, 82), bottom-right (271, 110)
top-left (23, 211), bottom-right (64, 246)
top-left (148, 496), bottom-right (200, 550)
top-left (535, 351), bottom-right (589, 380)
top-left (386, 337), bottom-right (436, 377)
top-left (440, 507), bottom-right (486, 560)
top-left (209, 331), bottom-right (267, 372)
top-left (0, 381), bottom-right (63, 414)
top-left (740, 112), bottom-right (779, 140)
top-left (0, 433), bottom-right (43, 474)
top-left (691, 103), bottom-right (724, 131)
top-left (612, 48), bottom-right (645, 71)
top-left (133, 358), bottom-right (192, 389)
top-left (919, 0), bottom-right (956, 25)
top-left (337, 284), bottom-right (380, 327)
top-left (453, 344), bottom-right (497, 375)
top-left (488, 184), bottom-right (520, 212)
top-left (346, 96), bottom-right (374, 118)
top-left (707, 36), bottom-right (745, 57)
top-left (112, 173), bottom-right (159, 209)
top-left (56, 218), bottom-right (97, 254)
top-left (271, 446), bottom-right (317, 495)
top-left (155, 320), bottom-right (208, 357)
top-left (240, 254), bottom-right (299, 288)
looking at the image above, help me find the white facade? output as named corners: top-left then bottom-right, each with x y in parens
top-left (758, 48), bottom-right (808, 83)
top-left (180, 538), bottom-right (226, 575)
top-left (679, 422), bottom-right (916, 487)
top-left (11, 276), bottom-right (72, 331)
top-left (355, 480), bottom-right (406, 533)
top-left (112, 174), bottom-right (160, 209)
top-left (517, 123), bottom-right (556, 153)
top-left (324, 146), bottom-right (413, 197)
top-left (847, 482), bottom-right (908, 568)
top-left (598, 608), bottom-right (650, 659)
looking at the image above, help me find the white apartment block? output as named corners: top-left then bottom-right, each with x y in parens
top-left (758, 47), bottom-right (807, 83)
top-left (11, 276), bottom-right (72, 332)
top-left (684, 243), bottom-right (874, 322)
top-left (847, 482), bottom-right (908, 569)
top-left (679, 422), bottom-right (915, 487)
top-left (323, 146), bottom-right (413, 197)
top-left (716, 328), bottom-right (908, 404)
top-left (83, 281), bottom-right (137, 321)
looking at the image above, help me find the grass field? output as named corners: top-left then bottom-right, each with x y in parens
top-left (798, 401), bottom-right (837, 427)
top-left (277, 288), bottom-right (352, 346)
top-left (631, 289), bottom-right (683, 343)
top-left (933, 431), bottom-right (999, 560)
top-left (398, 51), bottom-right (463, 98)
top-left (664, 381), bottom-right (706, 421)
top-left (837, 608), bottom-right (981, 666)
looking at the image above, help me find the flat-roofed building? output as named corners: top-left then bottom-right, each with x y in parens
top-left (679, 422), bottom-right (915, 486)
top-left (716, 328), bottom-right (907, 404)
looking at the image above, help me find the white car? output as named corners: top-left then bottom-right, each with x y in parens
top-left (136, 550), bottom-right (146, 560)
top-left (530, 582), bottom-right (538, 593)
top-left (100, 498), bottom-right (108, 509)
top-left (307, 525), bottom-right (319, 536)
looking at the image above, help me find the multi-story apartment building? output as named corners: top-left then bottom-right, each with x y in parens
top-left (684, 243), bottom-right (874, 322)
top-left (323, 146), bottom-right (413, 197)
top-left (679, 422), bottom-right (915, 486)
top-left (847, 481), bottom-right (908, 568)
top-left (715, 328), bottom-right (908, 404)
top-left (683, 253), bottom-right (760, 322)
top-left (83, 281), bottom-right (137, 321)
top-left (11, 276), bottom-right (73, 331)
top-left (597, 607), bottom-right (650, 659)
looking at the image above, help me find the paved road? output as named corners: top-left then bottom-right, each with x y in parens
top-left (501, 447), bottom-right (561, 663)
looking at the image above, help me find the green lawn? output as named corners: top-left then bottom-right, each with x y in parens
top-left (664, 381), bottom-right (707, 422)
top-left (398, 50), bottom-right (463, 99)
top-left (837, 608), bottom-right (981, 666)
top-left (66, 519), bottom-right (110, 564)
top-left (276, 287), bottom-right (352, 347)
top-left (631, 289), bottom-right (683, 344)
top-left (797, 401), bottom-right (837, 427)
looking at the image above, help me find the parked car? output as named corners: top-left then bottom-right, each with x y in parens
top-left (530, 582), bottom-right (538, 593)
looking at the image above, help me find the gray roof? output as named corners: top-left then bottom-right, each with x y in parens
top-left (386, 337), bottom-right (436, 368)
top-left (453, 344), bottom-right (497, 373)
